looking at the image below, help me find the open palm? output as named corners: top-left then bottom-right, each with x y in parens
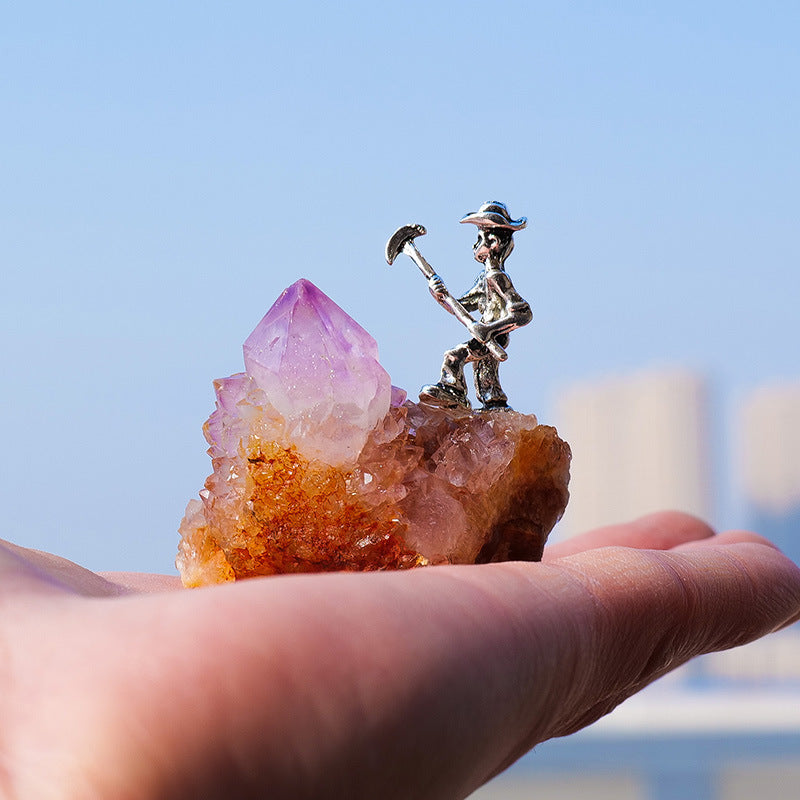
top-left (2, 511), bottom-right (799, 800)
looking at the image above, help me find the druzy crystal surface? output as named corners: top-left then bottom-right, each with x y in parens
top-left (177, 280), bottom-right (570, 587)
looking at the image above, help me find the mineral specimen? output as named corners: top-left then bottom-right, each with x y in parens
top-left (177, 279), bottom-right (570, 587)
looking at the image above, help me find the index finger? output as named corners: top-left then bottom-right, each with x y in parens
top-left (544, 511), bottom-right (716, 561)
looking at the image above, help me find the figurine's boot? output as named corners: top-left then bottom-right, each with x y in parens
top-left (475, 351), bottom-right (510, 411)
top-left (419, 382), bottom-right (471, 409)
top-left (419, 345), bottom-right (472, 409)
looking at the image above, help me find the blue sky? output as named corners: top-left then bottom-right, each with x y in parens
top-left (2, 2), bottom-right (798, 572)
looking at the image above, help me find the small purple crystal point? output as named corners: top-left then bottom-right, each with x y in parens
top-left (244, 280), bottom-right (381, 369)
top-left (242, 279), bottom-right (392, 464)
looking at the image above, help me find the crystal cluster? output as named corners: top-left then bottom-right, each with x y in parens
top-left (177, 280), bottom-right (570, 587)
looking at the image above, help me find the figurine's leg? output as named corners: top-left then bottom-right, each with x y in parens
top-left (441, 342), bottom-right (473, 395)
top-left (474, 334), bottom-right (511, 410)
top-left (419, 341), bottom-right (476, 409)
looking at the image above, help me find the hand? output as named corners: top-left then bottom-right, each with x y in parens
top-left (2, 512), bottom-right (798, 800)
top-left (428, 273), bottom-right (447, 301)
top-left (469, 320), bottom-right (490, 342)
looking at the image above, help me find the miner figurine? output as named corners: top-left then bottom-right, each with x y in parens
top-left (419, 201), bottom-right (532, 411)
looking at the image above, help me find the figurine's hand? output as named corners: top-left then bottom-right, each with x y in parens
top-left (428, 274), bottom-right (447, 301)
top-left (2, 513), bottom-right (799, 800)
top-left (469, 321), bottom-right (490, 343)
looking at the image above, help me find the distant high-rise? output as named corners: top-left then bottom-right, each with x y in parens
top-left (697, 382), bottom-right (800, 685)
top-left (554, 369), bottom-right (712, 540)
top-left (738, 382), bottom-right (800, 564)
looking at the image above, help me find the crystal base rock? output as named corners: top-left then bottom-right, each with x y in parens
top-left (177, 280), bottom-right (570, 586)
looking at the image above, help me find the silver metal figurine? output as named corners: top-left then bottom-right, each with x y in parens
top-left (386, 201), bottom-right (532, 411)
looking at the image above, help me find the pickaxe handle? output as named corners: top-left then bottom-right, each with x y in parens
top-left (401, 241), bottom-right (508, 362)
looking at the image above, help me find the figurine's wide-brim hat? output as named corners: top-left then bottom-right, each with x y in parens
top-left (460, 201), bottom-right (527, 231)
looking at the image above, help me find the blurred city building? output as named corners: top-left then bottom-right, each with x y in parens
top-left (553, 369), bottom-right (712, 541)
top-left (739, 382), bottom-right (800, 565)
top-left (699, 381), bottom-right (800, 686)
top-left (470, 372), bottom-right (800, 800)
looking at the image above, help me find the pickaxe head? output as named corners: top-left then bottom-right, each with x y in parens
top-left (385, 223), bottom-right (426, 265)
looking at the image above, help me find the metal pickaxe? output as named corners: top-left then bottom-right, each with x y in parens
top-left (385, 224), bottom-right (508, 362)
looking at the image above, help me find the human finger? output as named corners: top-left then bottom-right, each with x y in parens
top-left (98, 572), bottom-right (183, 592)
top-left (672, 529), bottom-right (784, 551)
top-left (544, 510), bottom-right (715, 561)
top-left (0, 539), bottom-right (123, 598)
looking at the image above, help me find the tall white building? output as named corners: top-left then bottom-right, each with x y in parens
top-left (554, 368), bottom-right (712, 541)
top-left (737, 381), bottom-right (800, 567)
top-left (739, 382), bottom-right (800, 515)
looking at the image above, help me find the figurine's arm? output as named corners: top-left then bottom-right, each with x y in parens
top-left (427, 274), bottom-right (455, 315)
top-left (428, 273), bottom-right (482, 316)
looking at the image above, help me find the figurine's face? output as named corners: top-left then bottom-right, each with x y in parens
top-left (473, 228), bottom-right (512, 264)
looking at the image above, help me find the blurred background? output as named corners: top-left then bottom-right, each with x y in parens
top-left (2, 2), bottom-right (799, 798)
